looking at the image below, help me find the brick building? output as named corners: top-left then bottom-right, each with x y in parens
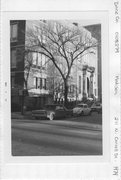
top-left (10, 20), bottom-right (52, 112)
top-left (10, 20), bottom-right (25, 111)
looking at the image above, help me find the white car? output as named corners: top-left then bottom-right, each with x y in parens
top-left (73, 104), bottom-right (91, 116)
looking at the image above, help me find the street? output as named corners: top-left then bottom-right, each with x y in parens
top-left (12, 113), bottom-right (102, 156)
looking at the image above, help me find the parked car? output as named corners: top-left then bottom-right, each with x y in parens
top-left (32, 104), bottom-right (73, 120)
top-left (91, 103), bottom-right (102, 113)
top-left (73, 103), bottom-right (91, 116)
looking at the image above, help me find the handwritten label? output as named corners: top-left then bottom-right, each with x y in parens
top-left (113, 166), bottom-right (119, 176)
top-left (115, 32), bottom-right (119, 53)
top-left (114, 1), bottom-right (120, 23)
top-left (113, 117), bottom-right (120, 176)
top-left (114, 75), bottom-right (120, 95)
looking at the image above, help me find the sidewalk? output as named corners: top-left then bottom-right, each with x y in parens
top-left (11, 111), bottom-right (32, 120)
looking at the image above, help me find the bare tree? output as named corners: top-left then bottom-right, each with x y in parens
top-left (24, 50), bottom-right (33, 90)
top-left (26, 20), bottom-right (98, 106)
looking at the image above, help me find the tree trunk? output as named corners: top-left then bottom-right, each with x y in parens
top-left (24, 79), bottom-right (28, 90)
top-left (64, 80), bottom-right (68, 107)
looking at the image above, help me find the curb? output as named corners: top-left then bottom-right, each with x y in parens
top-left (11, 112), bottom-right (32, 120)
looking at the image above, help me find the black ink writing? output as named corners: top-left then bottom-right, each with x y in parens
top-left (114, 1), bottom-right (120, 23)
top-left (114, 75), bottom-right (119, 95)
top-left (113, 166), bottom-right (119, 176)
top-left (115, 32), bottom-right (119, 53)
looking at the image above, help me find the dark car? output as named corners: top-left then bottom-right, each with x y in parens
top-left (91, 103), bottom-right (102, 113)
top-left (32, 104), bottom-right (73, 120)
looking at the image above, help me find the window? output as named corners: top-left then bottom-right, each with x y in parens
top-left (69, 85), bottom-right (74, 93)
top-left (95, 89), bottom-right (97, 96)
top-left (44, 79), bottom-right (46, 89)
top-left (36, 78), bottom-right (38, 89)
top-left (38, 53), bottom-right (42, 66)
top-left (37, 78), bottom-right (40, 88)
top-left (41, 55), bottom-right (46, 68)
top-left (42, 78), bottom-right (46, 89)
top-left (33, 77), bottom-right (36, 87)
top-left (10, 24), bottom-right (18, 41)
top-left (11, 76), bottom-right (15, 88)
top-left (34, 77), bottom-right (47, 89)
top-left (33, 77), bottom-right (38, 89)
top-left (79, 76), bottom-right (81, 93)
top-left (58, 83), bottom-right (60, 91)
top-left (33, 53), bottom-right (38, 66)
top-left (68, 86), bottom-right (71, 93)
top-left (40, 78), bottom-right (42, 89)
top-left (38, 32), bottom-right (46, 44)
top-left (11, 49), bottom-right (17, 68)
top-left (42, 35), bottom-right (46, 44)
top-left (38, 54), bottom-right (46, 69)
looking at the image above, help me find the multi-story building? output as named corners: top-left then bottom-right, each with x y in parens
top-left (85, 24), bottom-right (101, 102)
top-left (45, 21), bottom-right (98, 103)
top-left (70, 46), bottom-right (98, 102)
top-left (10, 20), bottom-right (25, 111)
top-left (10, 20), bottom-right (51, 111)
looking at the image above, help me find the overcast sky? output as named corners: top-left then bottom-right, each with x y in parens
top-left (69, 20), bottom-right (101, 26)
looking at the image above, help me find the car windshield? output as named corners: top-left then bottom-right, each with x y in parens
top-left (96, 104), bottom-right (100, 106)
top-left (45, 105), bottom-right (63, 110)
top-left (56, 106), bottom-right (64, 110)
top-left (92, 103), bottom-right (101, 107)
top-left (45, 105), bottom-right (56, 110)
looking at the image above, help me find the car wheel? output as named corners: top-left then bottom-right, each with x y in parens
top-left (97, 110), bottom-right (100, 114)
top-left (80, 111), bottom-right (84, 116)
top-left (49, 113), bottom-right (54, 120)
top-left (73, 113), bottom-right (77, 117)
top-left (35, 117), bottom-right (39, 120)
top-left (89, 111), bottom-right (92, 115)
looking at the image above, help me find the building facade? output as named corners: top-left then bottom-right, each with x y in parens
top-left (85, 24), bottom-right (101, 102)
top-left (10, 20), bottom-right (52, 112)
top-left (10, 20), bottom-right (25, 111)
top-left (44, 21), bottom-right (98, 103)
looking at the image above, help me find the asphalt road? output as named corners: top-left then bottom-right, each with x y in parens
top-left (12, 114), bottom-right (102, 156)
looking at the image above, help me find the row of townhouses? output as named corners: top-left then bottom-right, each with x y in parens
top-left (10, 20), bottom-right (101, 111)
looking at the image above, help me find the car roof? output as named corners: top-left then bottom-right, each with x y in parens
top-left (77, 103), bottom-right (87, 106)
top-left (92, 102), bottom-right (101, 105)
top-left (45, 104), bottom-right (63, 106)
